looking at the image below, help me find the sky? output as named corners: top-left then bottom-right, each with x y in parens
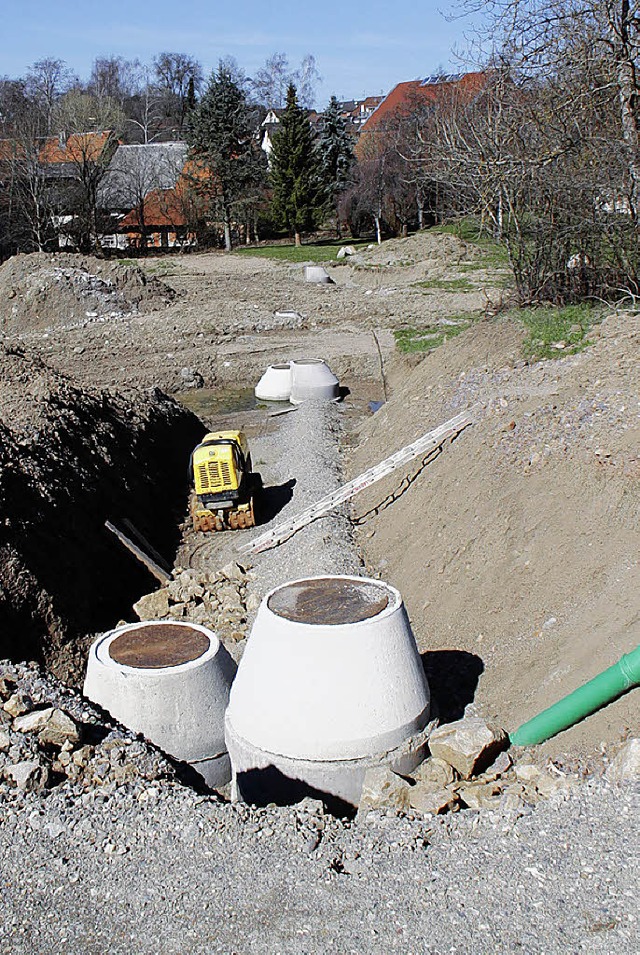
top-left (0, 0), bottom-right (481, 107)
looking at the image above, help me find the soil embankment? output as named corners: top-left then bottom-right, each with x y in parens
top-left (0, 345), bottom-right (204, 680)
top-left (350, 310), bottom-right (639, 757)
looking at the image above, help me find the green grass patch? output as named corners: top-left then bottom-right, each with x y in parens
top-left (234, 240), bottom-right (369, 263)
top-left (519, 303), bottom-right (605, 360)
top-left (414, 277), bottom-right (475, 292)
top-left (394, 321), bottom-right (469, 354)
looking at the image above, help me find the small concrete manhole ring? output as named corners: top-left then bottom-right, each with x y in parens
top-left (109, 623), bottom-right (210, 668)
top-left (267, 577), bottom-right (389, 625)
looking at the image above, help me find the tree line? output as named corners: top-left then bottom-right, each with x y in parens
top-left (1, 0), bottom-right (639, 308)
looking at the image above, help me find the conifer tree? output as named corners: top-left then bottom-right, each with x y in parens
top-left (270, 84), bottom-right (320, 245)
top-left (317, 95), bottom-right (355, 236)
top-left (187, 64), bottom-right (265, 250)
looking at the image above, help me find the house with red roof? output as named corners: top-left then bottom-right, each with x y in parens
top-left (357, 72), bottom-right (488, 156)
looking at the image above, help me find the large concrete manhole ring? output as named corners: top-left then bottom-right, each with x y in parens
top-left (84, 620), bottom-right (237, 788)
top-left (225, 575), bottom-right (431, 806)
top-left (267, 577), bottom-right (389, 625)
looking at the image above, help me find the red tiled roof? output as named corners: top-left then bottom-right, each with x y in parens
top-left (361, 72), bottom-right (488, 132)
top-left (119, 187), bottom-right (188, 228)
top-left (39, 131), bottom-right (113, 164)
top-left (0, 140), bottom-right (24, 161)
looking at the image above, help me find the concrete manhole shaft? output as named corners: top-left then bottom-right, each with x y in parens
top-left (225, 575), bottom-right (431, 806)
top-left (84, 619), bottom-right (237, 788)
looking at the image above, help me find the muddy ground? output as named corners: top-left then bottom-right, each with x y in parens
top-left (0, 234), bottom-right (637, 763)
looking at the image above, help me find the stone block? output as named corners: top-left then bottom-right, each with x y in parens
top-left (5, 758), bottom-right (50, 792)
top-left (133, 588), bottom-right (170, 620)
top-left (39, 709), bottom-right (81, 747)
top-left (358, 767), bottom-right (412, 812)
top-left (409, 785), bottom-right (458, 815)
top-left (606, 739), bottom-right (640, 785)
top-left (428, 717), bottom-right (508, 779)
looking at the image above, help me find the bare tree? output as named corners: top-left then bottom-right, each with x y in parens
top-left (0, 78), bottom-right (29, 137)
top-left (153, 52), bottom-right (203, 132)
top-left (89, 56), bottom-right (140, 105)
top-left (25, 58), bottom-right (76, 134)
top-left (250, 53), bottom-right (321, 109)
top-left (465, 0), bottom-right (640, 222)
top-left (100, 143), bottom-right (187, 247)
top-left (52, 91), bottom-right (123, 250)
top-left (126, 66), bottom-right (165, 144)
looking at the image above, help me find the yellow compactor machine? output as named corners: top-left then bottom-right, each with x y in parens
top-left (190, 430), bottom-right (257, 532)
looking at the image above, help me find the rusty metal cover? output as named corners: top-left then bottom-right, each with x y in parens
top-left (267, 577), bottom-right (389, 626)
top-left (109, 623), bottom-right (210, 668)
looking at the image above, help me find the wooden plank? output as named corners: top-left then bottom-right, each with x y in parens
top-left (120, 518), bottom-right (172, 573)
top-left (238, 411), bottom-right (471, 556)
top-left (105, 520), bottom-right (171, 584)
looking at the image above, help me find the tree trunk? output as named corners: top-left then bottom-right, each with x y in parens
top-left (616, 57), bottom-right (640, 222)
top-left (294, 230), bottom-right (302, 247)
top-left (223, 218), bottom-right (232, 252)
top-left (374, 215), bottom-right (382, 245)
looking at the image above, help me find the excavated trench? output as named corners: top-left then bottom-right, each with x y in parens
top-left (0, 345), bottom-right (205, 685)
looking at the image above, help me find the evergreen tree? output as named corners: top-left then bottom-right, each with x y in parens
top-left (270, 84), bottom-right (321, 245)
top-left (317, 95), bottom-right (355, 237)
top-left (187, 64), bottom-right (265, 251)
top-left (186, 76), bottom-right (197, 114)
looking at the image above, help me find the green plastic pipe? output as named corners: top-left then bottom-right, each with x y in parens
top-left (510, 644), bottom-right (640, 747)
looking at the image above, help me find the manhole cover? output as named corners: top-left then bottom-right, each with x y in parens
top-left (268, 578), bottom-right (390, 626)
top-left (109, 623), bottom-right (210, 668)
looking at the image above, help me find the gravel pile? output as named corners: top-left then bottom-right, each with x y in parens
top-left (246, 400), bottom-right (364, 593)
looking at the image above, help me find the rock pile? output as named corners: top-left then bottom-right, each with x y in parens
top-left (0, 252), bottom-right (176, 336)
top-left (358, 716), bottom-right (580, 819)
top-left (133, 561), bottom-right (255, 651)
top-left (0, 663), bottom-right (176, 799)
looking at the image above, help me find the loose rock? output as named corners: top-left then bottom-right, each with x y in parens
top-left (428, 718), bottom-right (509, 779)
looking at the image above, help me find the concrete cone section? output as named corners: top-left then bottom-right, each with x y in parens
top-left (254, 362), bottom-right (292, 401)
top-left (289, 359), bottom-right (339, 404)
top-left (225, 576), bottom-right (430, 807)
top-left (303, 265), bottom-right (333, 283)
top-left (84, 620), bottom-right (237, 788)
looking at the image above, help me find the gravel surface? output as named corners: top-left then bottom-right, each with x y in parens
top-left (1, 775), bottom-right (637, 953)
top-left (186, 400), bottom-right (364, 605)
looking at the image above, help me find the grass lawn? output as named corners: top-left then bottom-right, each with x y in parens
top-left (234, 240), bottom-right (370, 263)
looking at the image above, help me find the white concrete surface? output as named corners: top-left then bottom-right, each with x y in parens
top-left (84, 620), bottom-right (237, 784)
top-left (304, 265), bottom-right (333, 284)
top-left (225, 576), bottom-right (430, 763)
top-left (226, 717), bottom-right (428, 806)
top-left (289, 359), bottom-right (339, 404)
top-left (255, 363), bottom-right (292, 401)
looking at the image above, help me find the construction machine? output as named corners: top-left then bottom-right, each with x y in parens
top-left (190, 430), bottom-right (257, 532)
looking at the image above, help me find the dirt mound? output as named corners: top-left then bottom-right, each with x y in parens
top-left (351, 310), bottom-right (639, 757)
top-left (354, 230), bottom-right (477, 269)
top-left (0, 252), bottom-right (176, 336)
top-left (0, 345), bottom-right (204, 682)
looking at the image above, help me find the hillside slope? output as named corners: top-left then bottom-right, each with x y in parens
top-left (351, 311), bottom-right (639, 757)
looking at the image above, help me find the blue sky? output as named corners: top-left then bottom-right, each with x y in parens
top-left (1, 0), bottom-right (478, 106)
